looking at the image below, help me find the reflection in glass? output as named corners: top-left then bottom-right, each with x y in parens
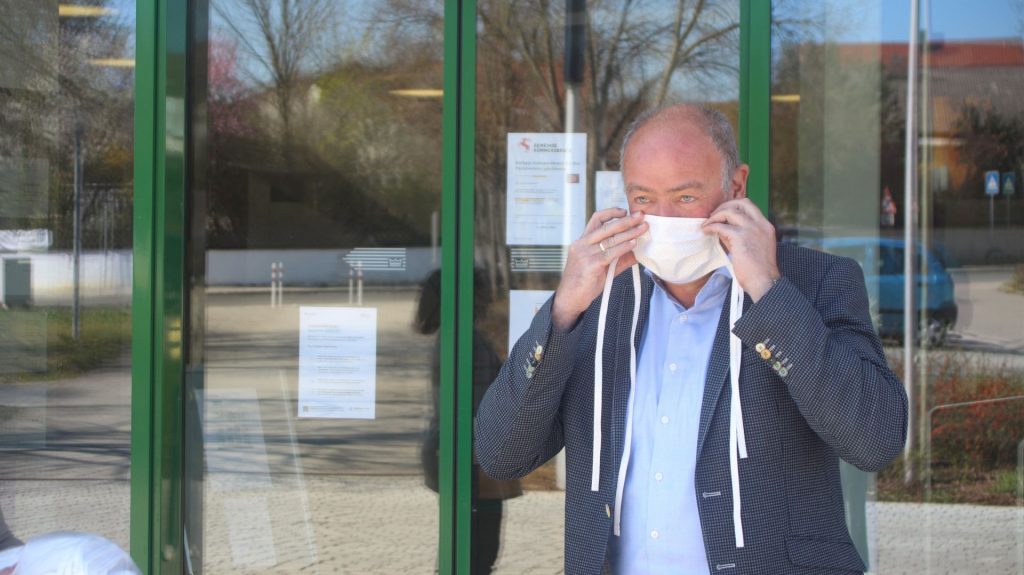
top-left (0, 0), bottom-right (134, 553)
top-left (416, 270), bottom-right (523, 574)
top-left (771, 0), bottom-right (1024, 571)
top-left (187, 0), bottom-right (444, 572)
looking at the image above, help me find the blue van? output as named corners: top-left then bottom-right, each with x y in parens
top-left (801, 236), bottom-right (958, 347)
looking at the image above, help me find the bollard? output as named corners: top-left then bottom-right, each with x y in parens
top-left (356, 261), bottom-right (363, 307)
top-left (270, 262), bottom-right (278, 308)
top-left (277, 262), bottom-right (285, 307)
top-left (348, 267), bottom-right (354, 305)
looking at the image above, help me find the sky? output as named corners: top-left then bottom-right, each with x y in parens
top-left (859, 0), bottom-right (1023, 43)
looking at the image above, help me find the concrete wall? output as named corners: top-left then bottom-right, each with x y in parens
top-left (0, 247), bottom-right (441, 306)
top-left (206, 247), bottom-right (439, 286)
top-left (1, 250), bottom-right (132, 306)
top-left (1, 234), bottom-right (1016, 307)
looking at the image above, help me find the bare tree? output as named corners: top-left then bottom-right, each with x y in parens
top-left (213, 0), bottom-right (335, 162)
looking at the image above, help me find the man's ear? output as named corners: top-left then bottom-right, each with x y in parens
top-left (731, 164), bottom-right (750, 199)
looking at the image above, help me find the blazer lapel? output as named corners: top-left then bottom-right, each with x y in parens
top-left (695, 291), bottom-right (734, 459)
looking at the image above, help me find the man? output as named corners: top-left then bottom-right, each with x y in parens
top-left (474, 104), bottom-right (908, 574)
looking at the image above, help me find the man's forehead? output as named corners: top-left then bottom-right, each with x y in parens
top-left (623, 126), bottom-right (719, 171)
top-left (626, 120), bottom-right (715, 160)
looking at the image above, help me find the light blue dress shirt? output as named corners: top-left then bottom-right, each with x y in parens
top-left (608, 267), bottom-right (732, 575)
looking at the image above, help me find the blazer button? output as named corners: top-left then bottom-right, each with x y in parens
top-left (605, 504), bottom-right (612, 518)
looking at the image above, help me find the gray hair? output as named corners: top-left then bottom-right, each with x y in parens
top-left (619, 104), bottom-right (741, 195)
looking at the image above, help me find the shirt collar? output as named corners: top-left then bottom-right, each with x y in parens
top-left (645, 265), bottom-right (732, 311)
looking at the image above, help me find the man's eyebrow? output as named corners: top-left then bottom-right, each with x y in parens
top-left (667, 181), bottom-right (704, 193)
top-left (625, 181), bottom-right (704, 194)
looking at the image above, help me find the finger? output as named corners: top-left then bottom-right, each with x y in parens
top-left (585, 208), bottom-right (628, 233)
top-left (603, 237), bottom-right (638, 262)
top-left (589, 211), bottom-right (645, 244)
top-left (600, 219), bottom-right (648, 250)
top-left (722, 198), bottom-right (769, 223)
top-left (703, 206), bottom-right (751, 227)
top-left (701, 222), bottom-right (738, 243)
top-left (613, 252), bottom-right (639, 276)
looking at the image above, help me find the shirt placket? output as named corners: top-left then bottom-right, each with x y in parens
top-left (645, 308), bottom-right (688, 555)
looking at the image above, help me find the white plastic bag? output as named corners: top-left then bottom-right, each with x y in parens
top-left (0, 532), bottom-right (140, 575)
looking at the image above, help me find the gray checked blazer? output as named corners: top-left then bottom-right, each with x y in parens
top-left (475, 244), bottom-right (908, 574)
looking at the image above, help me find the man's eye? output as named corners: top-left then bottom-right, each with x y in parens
top-left (679, 196), bottom-right (696, 203)
top-left (634, 196), bottom-right (649, 204)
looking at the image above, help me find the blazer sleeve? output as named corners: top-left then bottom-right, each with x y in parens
top-left (474, 297), bottom-right (587, 481)
top-left (731, 256), bottom-right (909, 471)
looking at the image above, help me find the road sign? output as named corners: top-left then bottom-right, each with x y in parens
top-left (985, 171), bottom-right (1000, 196)
top-left (1002, 172), bottom-right (1016, 196)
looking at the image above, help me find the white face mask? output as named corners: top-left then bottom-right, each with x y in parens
top-left (632, 214), bottom-right (730, 284)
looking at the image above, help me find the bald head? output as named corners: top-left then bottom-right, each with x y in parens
top-left (621, 104), bottom-right (741, 195)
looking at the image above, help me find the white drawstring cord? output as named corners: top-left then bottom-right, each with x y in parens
top-left (612, 265), bottom-right (642, 535)
top-left (728, 275), bottom-right (747, 547)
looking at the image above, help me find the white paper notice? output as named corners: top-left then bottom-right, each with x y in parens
top-left (298, 307), bottom-right (377, 419)
top-left (595, 170), bottom-right (628, 211)
top-left (508, 290), bottom-right (555, 353)
top-left (506, 133), bottom-right (587, 246)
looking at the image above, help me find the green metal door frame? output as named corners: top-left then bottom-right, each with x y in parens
top-left (441, 0), bottom-right (470, 573)
top-left (740, 0), bottom-right (771, 213)
top-left (132, 0), bottom-right (188, 573)
top-left (130, 1), bottom-right (768, 573)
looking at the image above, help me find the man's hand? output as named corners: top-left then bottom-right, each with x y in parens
top-left (551, 208), bottom-right (647, 331)
top-left (702, 198), bottom-right (780, 302)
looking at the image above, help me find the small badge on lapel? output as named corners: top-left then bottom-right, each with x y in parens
top-left (524, 341), bottom-right (544, 379)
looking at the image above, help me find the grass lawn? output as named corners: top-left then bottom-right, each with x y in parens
top-left (1005, 265), bottom-right (1024, 294)
top-left (0, 306), bottom-right (131, 383)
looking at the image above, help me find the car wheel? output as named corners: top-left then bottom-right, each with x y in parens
top-left (921, 317), bottom-right (949, 348)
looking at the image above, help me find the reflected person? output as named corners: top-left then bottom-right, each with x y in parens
top-left (475, 104), bottom-right (908, 574)
top-left (415, 269), bottom-right (522, 574)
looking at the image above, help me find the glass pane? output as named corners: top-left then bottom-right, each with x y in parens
top-left (185, 0), bottom-right (444, 572)
top-left (771, 0), bottom-right (1024, 571)
top-left (0, 0), bottom-right (134, 555)
top-left (473, 1), bottom-right (740, 571)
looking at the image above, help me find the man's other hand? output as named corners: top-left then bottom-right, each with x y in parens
top-left (702, 198), bottom-right (781, 302)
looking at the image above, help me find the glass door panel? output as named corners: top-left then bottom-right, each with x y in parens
top-left (770, 0), bottom-right (1023, 572)
top-left (0, 0), bottom-right (134, 556)
top-left (472, 1), bottom-right (740, 571)
top-left (186, 1), bottom-right (445, 572)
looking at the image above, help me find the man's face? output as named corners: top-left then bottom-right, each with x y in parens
top-left (622, 122), bottom-right (742, 218)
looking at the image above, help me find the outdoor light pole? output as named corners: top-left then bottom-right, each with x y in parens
top-left (902, 0), bottom-right (921, 486)
top-left (72, 123), bottom-right (84, 341)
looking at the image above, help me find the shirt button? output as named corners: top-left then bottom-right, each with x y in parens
top-left (650, 530), bottom-right (660, 539)
top-left (660, 415), bottom-right (670, 425)
top-left (668, 363), bottom-right (677, 372)
top-left (654, 472), bottom-right (664, 481)
top-left (678, 315), bottom-right (687, 323)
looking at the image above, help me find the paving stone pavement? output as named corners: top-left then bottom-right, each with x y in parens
top-left (2, 476), bottom-right (1021, 574)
